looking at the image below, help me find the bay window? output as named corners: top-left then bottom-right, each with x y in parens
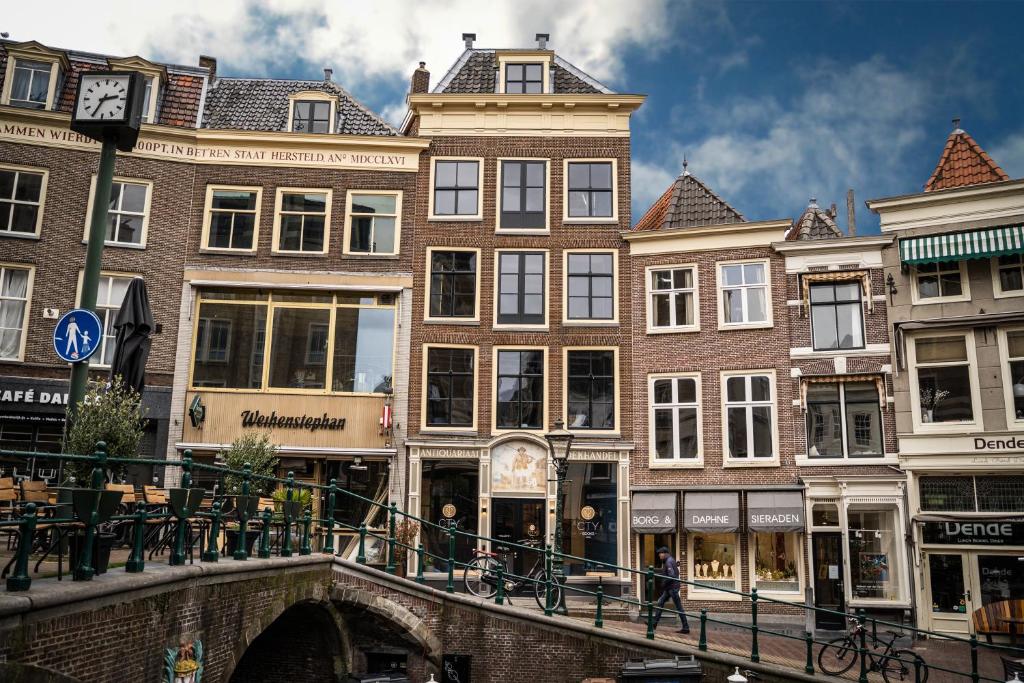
top-left (650, 375), bottom-right (700, 462)
top-left (913, 335), bottom-right (975, 424)
top-left (649, 266), bottom-right (696, 331)
top-left (806, 381), bottom-right (883, 459)
top-left (724, 372), bottom-right (775, 461)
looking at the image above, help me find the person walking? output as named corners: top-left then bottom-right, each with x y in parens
top-left (652, 546), bottom-right (690, 633)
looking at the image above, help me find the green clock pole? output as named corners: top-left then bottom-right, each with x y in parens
top-left (67, 131), bottom-right (117, 424)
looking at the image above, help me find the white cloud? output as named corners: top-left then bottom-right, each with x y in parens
top-left (992, 131), bottom-right (1024, 180)
top-left (631, 160), bottom-right (676, 214)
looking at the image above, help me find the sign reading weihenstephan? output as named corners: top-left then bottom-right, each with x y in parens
top-left (240, 410), bottom-right (346, 432)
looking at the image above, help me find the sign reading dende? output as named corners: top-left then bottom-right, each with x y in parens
top-left (922, 521), bottom-right (1024, 546)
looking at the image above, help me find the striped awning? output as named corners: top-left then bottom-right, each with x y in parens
top-left (899, 225), bottom-right (1024, 265)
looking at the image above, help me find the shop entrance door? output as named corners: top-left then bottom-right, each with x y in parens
top-left (638, 534), bottom-right (678, 602)
top-left (925, 552), bottom-right (972, 635)
top-left (813, 533), bottom-right (846, 630)
top-left (491, 498), bottom-right (545, 579)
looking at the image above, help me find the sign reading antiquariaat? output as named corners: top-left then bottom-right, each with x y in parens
top-left (240, 410), bottom-right (345, 432)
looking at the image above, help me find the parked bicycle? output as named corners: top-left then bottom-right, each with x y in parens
top-left (817, 618), bottom-right (928, 682)
top-left (462, 537), bottom-right (562, 609)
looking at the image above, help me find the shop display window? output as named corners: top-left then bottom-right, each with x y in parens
top-left (420, 460), bottom-right (479, 572)
top-left (753, 532), bottom-right (800, 593)
top-left (689, 532), bottom-right (739, 591)
top-left (847, 509), bottom-right (903, 601)
top-left (978, 555), bottom-right (1024, 606)
top-left (560, 462), bottom-right (618, 576)
top-left (811, 503), bottom-right (840, 527)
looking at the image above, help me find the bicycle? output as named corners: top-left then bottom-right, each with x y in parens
top-left (462, 537), bottom-right (562, 609)
top-left (817, 617), bottom-right (928, 682)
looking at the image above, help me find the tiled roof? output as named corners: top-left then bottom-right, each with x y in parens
top-left (202, 78), bottom-right (397, 136)
top-left (924, 126), bottom-right (1009, 192)
top-left (633, 171), bottom-right (745, 231)
top-left (435, 49), bottom-right (611, 94)
top-left (787, 200), bottom-right (844, 241)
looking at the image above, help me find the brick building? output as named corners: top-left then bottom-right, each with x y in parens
top-left (400, 34), bottom-right (644, 595)
top-left (867, 123), bottom-right (1024, 636)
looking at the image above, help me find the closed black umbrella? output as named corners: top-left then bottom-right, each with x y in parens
top-left (109, 278), bottom-right (154, 395)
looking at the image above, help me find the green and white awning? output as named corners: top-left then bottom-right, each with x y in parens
top-left (899, 225), bottom-right (1024, 265)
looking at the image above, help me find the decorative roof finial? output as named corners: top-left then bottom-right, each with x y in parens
top-left (952, 117), bottom-right (963, 134)
top-left (682, 156), bottom-right (689, 176)
top-left (808, 197), bottom-right (819, 208)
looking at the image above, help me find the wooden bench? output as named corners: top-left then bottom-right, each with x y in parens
top-left (106, 483), bottom-right (137, 505)
top-left (973, 599), bottom-right (1024, 642)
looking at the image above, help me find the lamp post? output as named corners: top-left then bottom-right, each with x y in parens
top-left (545, 418), bottom-right (574, 616)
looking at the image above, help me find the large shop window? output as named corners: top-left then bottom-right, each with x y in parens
top-left (847, 509), bottom-right (903, 601)
top-left (560, 462), bottom-right (618, 576)
top-left (324, 459), bottom-right (389, 531)
top-left (566, 350), bottom-right (615, 431)
top-left (500, 161), bottom-right (546, 230)
top-left (425, 347), bottom-right (475, 427)
top-left (753, 532), bottom-right (800, 593)
top-left (495, 349), bottom-right (544, 430)
top-left (649, 266), bottom-right (696, 331)
top-left (497, 251), bottom-right (545, 325)
top-left (920, 475), bottom-right (1024, 513)
top-left (567, 252), bottom-right (614, 321)
top-left (0, 420), bottom-right (62, 453)
top-left (810, 281), bottom-right (864, 350)
top-left (0, 266), bottom-right (31, 361)
top-left (1006, 330), bottom-right (1024, 422)
top-left (724, 373), bottom-right (775, 460)
top-left (650, 375), bottom-right (700, 461)
top-left (720, 262), bottom-right (769, 326)
top-left (347, 192), bottom-right (399, 255)
top-left (806, 382), bottom-right (883, 458)
top-left (433, 160), bottom-right (480, 217)
top-left (566, 162), bottom-right (613, 218)
top-left (91, 274), bottom-right (133, 367)
top-left (428, 250), bottom-right (477, 320)
top-left (420, 460), bottom-right (479, 572)
top-left (914, 335), bottom-right (975, 424)
top-left (0, 166), bottom-right (46, 236)
top-left (190, 291), bottom-right (395, 393)
top-left (274, 190), bottom-right (329, 254)
top-left (205, 187), bottom-right (259, 251)
top-left (690, 533), bottom-right (739, 591)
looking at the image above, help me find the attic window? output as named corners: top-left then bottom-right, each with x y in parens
top-left (292, 100), bottom-right (331, 133)
top-left (505, 64), bottom-right (543, 94)
top-left (9, 59), bottom-right (53, 109)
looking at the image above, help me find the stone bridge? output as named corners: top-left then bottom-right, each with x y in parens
top-left (0, 556), bottom-right (828, 683)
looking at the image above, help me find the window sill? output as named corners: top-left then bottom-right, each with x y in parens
top-left (0, 357), bottom-right (25, 364)
top-left (342, 252), bottom-right (401, 259)
top-left (423, 318), bottom-right (480, 326)
top-left (562, 217), bottom-right (618, 225)
top-left (495, 228), bottom-right (550, 235)
top-left (912, 295), bottom-right (971, 305)
top-left (270, 251), bottom-right (330, 258)
top-left (428, 215), bottom-right (483, 222)
top-left (199, 247), bottom-right (257, 255)
top-left (993, 289), bottom-right (1024, 299)
top-left (796, 456), bottom-right (898, 467)
top-left (648, 459), bottom-right (704, 469)
top-left (717, 321), bottom-right (773, 331)
top-left (0, 232), bottom-right (41, 240)
top-left (84, 240), bottom-right (147, 250)
top-left (911, 421), bottom-right (983, 434)
top-left (566, 430), bottom-right (621, 438)
top-left (493, 323), bottom-right (548, 332)
top-left (419, 426), bottom-right (477, 434)
top-left (646, 326), bottom-right (700, 335)
top-left (562, 320), bottom-right (619, 327)
top-left (722, 459), bottom-right (780, 468)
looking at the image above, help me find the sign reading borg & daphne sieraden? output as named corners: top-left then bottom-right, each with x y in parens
top-left (240, 410), bottom-right (345, 432)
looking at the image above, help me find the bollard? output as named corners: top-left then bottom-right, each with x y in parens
top-left (357, 524), bottom-right (367, 564)
top-left (750, 588), bottom-right (760, 663)
top-left (857, 610), bottom-right (868, 683)
top-left (323, 478), bottom-right (337, 555)
top-left (233, 463), bottom-right (252, 561)
top-left (594, 581), bottom-right (604, 629)
top-left (446, 530), bottom-right (455, 593)
top-left (125, 506), bottom-right (147, 573)
top-left (281, 472), bottom-right (294, 557)
top-left (969, 634), bottom-right (979, 683)
top-left (416, 543), bottom-right (425, 584)
top-left (386, 502), bottom-right (397, 574)
top-left (202, 501), bottom-right (222, 562)
top-left (300, 509), bottom-right (312, 556)
top-left (496, 564), bottom-right (505, 605)
top-left (258, 507), bottom-right (272, 559)
top-left (7, 503), bottom-right (37, 591)
top-left (699, 609), bottom-right (708, 651)
top-left (804, 631), bottom-right (814, 675)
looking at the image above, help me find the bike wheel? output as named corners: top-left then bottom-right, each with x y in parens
top-left (881, 650), bottom-right (928, 683)
top-left (463, 556), bottom-right (501, 598)
top-left (817, 636), bottom-right (860, 675)
top-left (532, 571), bottom-right (563, 610)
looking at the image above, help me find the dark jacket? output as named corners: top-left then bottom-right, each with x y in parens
top-left (660, 554), bottom-right (681, 591)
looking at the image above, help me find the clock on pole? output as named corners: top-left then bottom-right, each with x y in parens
top-left (65, 70), bottom-right (147, 422)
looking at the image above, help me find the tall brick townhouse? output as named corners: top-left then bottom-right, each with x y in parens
top-left (0, 38), bottom-right (429, 563)
top-left (626, 169), bottom-right (905, 627)
top-left (400, 34), bottom-right (644, 594)
top-left (868, 123), bottom-right (1024, 637)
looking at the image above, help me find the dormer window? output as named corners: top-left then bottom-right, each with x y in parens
top-left (141, 76), bottom-right (156, 122)
top-left (107, 56), bottom-right (166, 124)
top-left (1, 43), bottom-right (68, 111)
top-left (10, 60), bottom-right (52, 109)
top-left (292, 100), bottom-right (331, 133)
top-left (505, 64), bottom-right (543, 94)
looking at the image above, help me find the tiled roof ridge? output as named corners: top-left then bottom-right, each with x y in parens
top-left (431, 48), bottom-right (609, 95)
top-left (787, 200), bottom-right (844, 241)
top-left (633, 183), bottom-right (674, 231)
top-left (924, 127), bottom-right (1010, 192)
top-left (673, 172), bottom-right (746, 225)
top-left (633, 170), bottom-right (745, 231)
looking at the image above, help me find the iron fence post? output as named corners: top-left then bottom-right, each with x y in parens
top-left (914, 653), bottom-right (923, 683)
top-left (300, 509), bottom-right (312, 556)
top-left (750, 587), bottom-right (760, 663)
top-left (446, 529), bottom-right (455, 593)
top-left (416, 543), bottom-right (425, 584)
top-left (233, 463), bottom-right (252, 561)
top-left (258, 506), bottom-right (272, 559)
top-left (74, 441), bottom-right (107, 581)
top-left (125, 506), bottom-right (146, 573)
top-left (496, 564), bottom-right (505, 606)
top-left (357, 524), bottom-right (367, 564)
top-left (323, 478), bottom-right (337, 555)
top-left (281, 471), bottom-right (294, 557)
top-left (544, 545), bottom-right (554, 617)
top-left (804, 631), bottom-right (814, 675)
top-left (594, 580), bottom-right (604, 628)
top-left (698, 609), bottom-right (707, 651)
top-left (169, 451), bottom-right (192, 566)
top-left (969, 634), bottom-right (979, 683)
top-left (6, 503), bottom-right (37, 591)
top-left (202, 501), bottom-right (222, 562)
top-left (857, 609), bottom-right (868, 683)
top-left (386, 502), bottom-right (397, 574)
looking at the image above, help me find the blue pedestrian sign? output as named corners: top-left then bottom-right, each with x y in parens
top-left (53, 309), bottom-right (103, 363)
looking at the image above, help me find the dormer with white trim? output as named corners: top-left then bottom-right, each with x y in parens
top-left (1, 41), bottom-right (69, 111)
top-left (107, 55), bottom-right (168, 124)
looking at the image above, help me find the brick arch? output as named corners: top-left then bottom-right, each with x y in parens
top-left (330, 584), bottom-right (443, 668)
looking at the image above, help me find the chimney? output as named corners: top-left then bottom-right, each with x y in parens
top-left (829, 202), bottom-right (837, 219)
top-left (199, 55), bottom-right (217, 84)
top-left (846, 189), bottom-right (857, 236)
top-left (324, 67), bottom-right (333, 82)
top-left (462, 33), bottom-right (476, 49)
top-left (410, 61), bottom-right (430, 95)
top-left (952, 116), bottom-right (963, 133)
top-left (536, 33), bottom-right (550, 50)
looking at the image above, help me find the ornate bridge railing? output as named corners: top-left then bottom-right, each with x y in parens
top-left (0, 443), bottom-right (1015, 683)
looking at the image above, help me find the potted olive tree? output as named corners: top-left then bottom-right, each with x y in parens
top-left (221, 432), bottom-right (279, 555)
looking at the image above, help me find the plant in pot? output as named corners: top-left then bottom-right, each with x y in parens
top-left (220, 432), bottom-right (279, 555)
top-left (919, 387), bottom-right (950, 423)
top-left (64, 377), bottom-right (147, 574)
top-left (392, 518), bottom-right (420, 577)
top-left (272, 487), bottom-right (312, 552)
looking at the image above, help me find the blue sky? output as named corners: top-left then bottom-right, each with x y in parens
top-left (7, 0), bottom-right (1023, 233)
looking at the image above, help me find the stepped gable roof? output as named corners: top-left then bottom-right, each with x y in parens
top-left (202, 78), bottom-right (397, 136)
top-left (924, 121), bottom-right (1009, 192)
top-left (433, 49), bottom-right (612, 95)
top-left (787, 199), bottom-right (844, 241)
top-left (634, 166), bottom-right (745, 231)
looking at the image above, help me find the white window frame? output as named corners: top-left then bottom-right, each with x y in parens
top-left (493, 248), bottom-right (549, 330)
top-left (562, 249), bottom-right (619, 325)
top-left (992, 255), bottom-right (1024, 300)
top-left (83, 176), bottom-right (153, 249)
top-left (271, 187), bottom-right (332, 255)
top-left (424, 246), bottom-right (481, 324)
top-left (342, 190), bottom-right (402, 256)
top-left (200, 185), bottom-right (262, 254)
top-left (686, 531), bottom-right (742, 600)
top-left (998, 326), bottom-right (1024, 427)
top-left (748, 531), bottom-right (804, 597)
top-left (0, 164), bottom-right (48, 239)
top-left (648, 373), bottom-right (703, 468)
top-left (1, 54), bottom-right (62, 110)
top-left (721, 369), bottom-right (779, 467)
top-left (286, 91), bottom-right (337, 134)
top-left (906, 330), bottom-right (983, 433)
top-left (645, 264), bottom-right (699, 333)
top-left (491, 345), bottom-right (549, 435)
top-left (78, 272), bottom-right (137, 368)
top-left (910, 261), bottom-right (971, 304)
top-left (798, 382), bottom-right (887, 465)
top-left (495, 157), bottom-right (550, 233)
top-left (428, 157), bottom-right (484, 221)
top-left (0, 263), bottom-right (35, 362)
top-left (420, 343), bottom-right (479, 433)
top-left (562, 158), bottom-right (619, 224)
top-left (563, 346), bottom-right (620, 435)
top-left (716, 258), bottom-right (773, 330)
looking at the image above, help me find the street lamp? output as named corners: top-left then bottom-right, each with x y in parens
top-left (545, 418), bottom-right (574, 616)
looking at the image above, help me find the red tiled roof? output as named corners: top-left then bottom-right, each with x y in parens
top-left (634, 183), bottom-right (674, 231)
top-left (924, 128), bottom-right (1009, 192)
top-left (633, 172), bottom-right (745, 231)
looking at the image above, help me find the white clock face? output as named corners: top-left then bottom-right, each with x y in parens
top-left (76, 74), bottom-right (131, 121)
